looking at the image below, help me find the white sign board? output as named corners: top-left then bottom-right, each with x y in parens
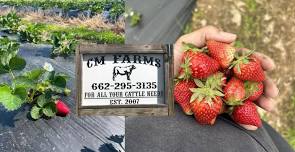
top-left (76, 44), bottom-right (174, 116)
top-left (81, 53), bottom-right (165, 106)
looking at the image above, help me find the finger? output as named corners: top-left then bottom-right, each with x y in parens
top-left (239, 124), bottom-right (258, 130)
top-left (236, 48), bottom-right (275, 71)
top-left (231, 115), bottom-right (259, 130)
top-left (256, 95), bottom-right (275, 112)
top-left (253, 52), bottom-right (276, 71)
top-left (176, 26), bottom-right (237, 48)
top-left (263, 77), bottom-right (279, 98)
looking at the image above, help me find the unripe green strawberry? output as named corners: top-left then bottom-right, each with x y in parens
top-left (224, 77), bottom-right (245, 106)
top-left (245, 81), bottom-right (264, 101)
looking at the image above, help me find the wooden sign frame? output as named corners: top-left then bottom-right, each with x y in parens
top-left (76, 43), bottom-right (174, 116)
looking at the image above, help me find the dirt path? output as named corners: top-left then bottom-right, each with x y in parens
top-left (185, 0), bottom-right (295, 143)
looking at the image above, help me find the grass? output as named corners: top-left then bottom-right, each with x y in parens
top-left (20, 11), bottom-right (125, 32)
top-left (43, 24), bottom-right (124, 44)
top-left (284, 95), bottom-right (295, 149)
top-left (19, 20), bottom-right (124, 44)
top-left (238, 0), bottom-right (263, 49)
top-left (284, 129), bottom-right (295, 150)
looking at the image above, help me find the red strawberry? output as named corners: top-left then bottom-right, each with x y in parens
top-left (180, 42), bottom-right (203, 63)
top-left (174, 80), bottom-right (196, 115)
top-left (190, 79), bottom-right (224, 125)
top-left (207, 40), bottom-right (236, 69)
top-left (245, 81), bottom-right (264, 101)
top-left (232, 100), bottom-right (262, 127)
top-left (231, 51), bottom-right (265, 82)
top-left (178, 43), bottom-right (202, 80)
top-left (190, 96), bottom-right (223, 125)
top-left (224, 77), bottom-right (245, 106)
top-left (55, 100), bottom-right (70, 117)
top-left (179, 53), bottom-right (220, 79)
top-left (189, 53), bottom-right (220, 79)
top-left (178, 42), bottom-right (220, 80)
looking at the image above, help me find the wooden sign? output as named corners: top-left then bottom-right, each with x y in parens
top-left (76, 44), bottom-right (174, 116)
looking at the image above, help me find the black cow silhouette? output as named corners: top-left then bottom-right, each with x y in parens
top-left (113, 65), bottom-right (136, 81)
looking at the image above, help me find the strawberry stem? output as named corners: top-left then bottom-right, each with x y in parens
top-left (178, 56), bottom-right (192, 80)
top-left (181, 42), bottom-right (203, 52)
top-left (230, 50), bottom-right (255, 73)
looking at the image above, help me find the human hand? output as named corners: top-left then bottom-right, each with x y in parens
top-left (174, 26), bottom-right (279, 130)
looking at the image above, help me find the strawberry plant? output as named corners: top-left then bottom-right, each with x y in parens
top-left (109, 0), bottom-right (125, 20)
top-left (0, 37), bottom-right (71, 120)
top-left (0, 0), bottom-right (125, 17)
top-left (124, 8), bottom-right (142, 27)
top-left (50, 32), bottom-right (78, 58)
top-left (18, 23), bottom-right (43, 44)
top-left (0, 11), bottom-right (21, 33)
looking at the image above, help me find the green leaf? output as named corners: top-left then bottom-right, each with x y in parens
top-left (12, 76), bottom-right (35, 89)
top-left (181, 42), bottom-right (204, 53)
top-left (214, 90), bottom-right (224, 97)
top-left (0, 37), bottom-right (19, 65)
top-left (13, 87), bottom-right (27, 100)
top-left (0, 63), bottom-right (9, 74)
top-left (37, 94), bottom-right (47, 107)
top-left (194, 79), bottom-right (204, 88)
top-left (197, 95), bottom-right (205, 102)
top-left (42, 102), bottom-right (57, 117)
top-left (0, 85), bottom-right (24, 111)
top-left (49, 85), bottom-right (65, 94)
top-left (190, 93), bottom-right (199, 103)
top-left (9, 56), bottom-right (26, 71)
top-left (30, 106), bottom-right (42, 120)
top-left (41, 71), bottom-right (55, 81)
top-left (51, 75), bottom-right (66, 88)
top-left (23, 68), bottom-right (45, 80)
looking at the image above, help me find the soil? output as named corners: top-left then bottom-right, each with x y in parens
top-left (185, 0), bottom-right (295, 145)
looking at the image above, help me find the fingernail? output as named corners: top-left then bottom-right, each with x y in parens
top-left (219, 31), bottom-right (237, 40)
top-left (239, 124), bottom-right (258, 130)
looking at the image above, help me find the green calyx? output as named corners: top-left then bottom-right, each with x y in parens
top-left (244, 81), bottom-right (259, 97)
top-left (225, 98), bottom-right (243, 106)
top-left (178, 42), bottom-right (208, 80)
top-left (190, 79), bottom-right (224, 107)
top-left (226, 106), bottom-right (236, 115)
top-left (229, 50), bottom-right (255, 73)
top-left (206, 72), bottom-right (226, 91)
top-left (181, 42), bottom-right (205, 53)
top-left (178, 56), bottom-right (192, 80)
